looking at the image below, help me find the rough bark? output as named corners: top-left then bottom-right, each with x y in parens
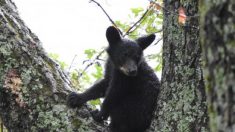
top-left (0, 0), bottom-right (106, 131)
top-left (200, 0), bottom-right (235, 131)
top-left (151, 0), bottom-right (208, 131)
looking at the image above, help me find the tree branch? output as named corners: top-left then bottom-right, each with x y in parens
top-left (154, 37), bottom-right (162, 45)
top-left (123, 9), bottom-right (150, 37)
top-left (78, 49), bottom-right (105, 78)
top-left (89, 0), bottom-right (123, 35)
top-left (68, 54), bottom-right (77, 72)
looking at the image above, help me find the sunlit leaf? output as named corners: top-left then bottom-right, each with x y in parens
top-left (84, 49), bottom-right (96, 59)
top-left (90, 99), bottom-right (101, 106)
top-left (131, 7), bottom-right (144, 17)
top-left (155, 63), bottom-right (162, 72)
top-left (92, 64), bottom-right (103, 79)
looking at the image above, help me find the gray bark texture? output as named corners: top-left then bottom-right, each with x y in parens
top-left (200, 0), bottom-right (235, 131)
top-left (151, 0), bottom-right (208, 131)
top-left (0, 0), bottom-right (106, 131)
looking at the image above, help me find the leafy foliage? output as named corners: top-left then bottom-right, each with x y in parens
top-left (131, 7), bottom-right (144, 17)
top-left (84, 49), bottom-right (97, 59)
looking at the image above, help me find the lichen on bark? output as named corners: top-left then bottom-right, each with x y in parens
top-left (152, 0), bottom-right (208, 131)
top-left (0, 0), bottom-right (107, 131)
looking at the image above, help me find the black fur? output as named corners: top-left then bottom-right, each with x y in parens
top-left (67, 26), bottom-right (160, 132)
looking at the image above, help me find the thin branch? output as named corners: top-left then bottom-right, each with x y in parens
top-left (97, 58), bottom-right (106, 62)
top-left (89, 0), bottom-right (123, 35)
top-left (123, 9), bottom-right (150, 37)
top-left (153, 29), bottom-right (163, 34)
top-left (68, 54), bottom-right (77, 72)
top-left (127, 28), bottom-right (162, 37)
top-left (154, 37), bottom-right (163, 45)
top-left (78, 62), bottom-right (94, 78)
top-left (89, 0), bottom-right (116, 26)
top-left (78, 49), bottom-right (105, 78)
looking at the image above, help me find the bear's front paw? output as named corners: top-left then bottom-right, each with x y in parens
top-left (91, 109), bottom-right (104, 123)
top-left (67, 92), bottom-right (85, 108)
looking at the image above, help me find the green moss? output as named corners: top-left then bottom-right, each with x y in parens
top-left (155, 61), bottom-right (208, 131)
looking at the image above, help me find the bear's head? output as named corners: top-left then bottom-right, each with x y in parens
top-left (106, 26), bottom-right (155, 76)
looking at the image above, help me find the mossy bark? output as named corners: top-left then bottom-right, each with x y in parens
top-left (200, 0), bottom-right (235, 131)
top-left (152, 0), bottom-right (208, 131)
top-left (0, 0), bottom-right (107, 131)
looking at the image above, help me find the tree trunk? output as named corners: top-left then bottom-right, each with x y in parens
top-left (0, 0), bottom-right (106, 131)
top-left (200, 0), bottom-right (235, 131)
top-left (152, 0), bottom-right (208, 131)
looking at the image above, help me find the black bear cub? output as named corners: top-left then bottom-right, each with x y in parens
top-left (67, 26), bottom-right (160, 132)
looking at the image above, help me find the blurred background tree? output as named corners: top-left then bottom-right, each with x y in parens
top-left (200, 0), bottom-right (235, 131)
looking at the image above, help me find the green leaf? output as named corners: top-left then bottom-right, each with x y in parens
top-left (92, 64), bottom-right (103, 79)
top-left (155, 63), bottom-right (162, 72)
top-left (84, 49), bottom-right (96, 59)
top-left (89, 99), bottom-right (101, 106)
top-left (131, 7), bottom-right (144, 17)
top-left (71, 71), bottom-right (78, 80)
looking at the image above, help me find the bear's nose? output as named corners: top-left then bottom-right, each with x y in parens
top-left (128, 69), bottom-right (137, 76)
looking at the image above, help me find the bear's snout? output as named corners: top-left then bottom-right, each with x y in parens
top-left (127, 68), bottom-right (137, 76)
top-left (120, 59), bottom-right (138, 76)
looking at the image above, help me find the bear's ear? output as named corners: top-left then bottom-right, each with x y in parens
top-left (136, 34), bottom-right (155, 50)
top-left (106, 26), bottom-right (121, 45)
